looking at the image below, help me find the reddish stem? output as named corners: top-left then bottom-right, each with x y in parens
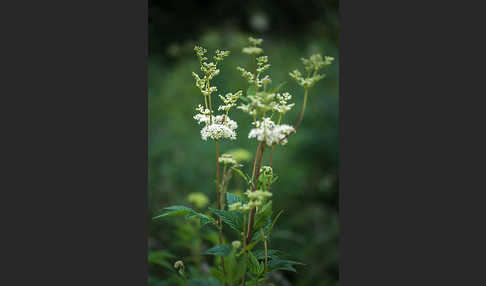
top-left (246, 143), bottom-right (266, 244)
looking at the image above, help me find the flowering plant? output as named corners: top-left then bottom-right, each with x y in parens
top-left (154, 37), bottom-right (334, 286)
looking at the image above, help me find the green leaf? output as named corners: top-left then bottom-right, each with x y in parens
top-left (185, 211), bottom-right (216, 226)
top-left (248, 251), bottom-right (264, 275)
top-left (267, 259), bottom-right (305, 273)
top-left (247, 85), bottom-right (256, 97)
top-left (209, 268), bottom-right (225, 282)
top-left (231, 167), bottom-right (249, 183)
top-left (210, 208), bottom-right (244, 233)
top-left (233, 253), bottom-right (248, 283)
top-left (189, 277), bottom-right (222, 286)
top-left (203, 244), bottom-right (232, 257)
top-left (153, 205), bottom-right (193, 219)
top-left (247, 210), bottom-right (283, 251)
top-left (253, 201), bottom-right (273, 231)
top-left (252, 249), bottom-right (283, 260)
top-left (147, 251), bottom-right (175, 270)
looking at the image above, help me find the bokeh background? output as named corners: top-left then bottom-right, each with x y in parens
top-left (148, 0), bottom-right (339, 285)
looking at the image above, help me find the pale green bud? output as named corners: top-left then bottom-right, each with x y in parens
top-left (232, 240), bottom-right (242, 249)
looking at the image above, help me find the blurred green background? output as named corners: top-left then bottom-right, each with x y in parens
top-left (148, 1), bottom-right (339, 285)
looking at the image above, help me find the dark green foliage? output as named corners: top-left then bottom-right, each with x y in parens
top-left (203, 245), bottom-right (232, 257)
top-left (209, 208), bottom-right (244, 233)
top-left (148, 251), bottom-right (175, 270)
top-left (252, 201), bottom-right (272, 231)
top-left (268, 259), bottom-right (305, 273)
top-left (149, 17), bottom-right (339, 284)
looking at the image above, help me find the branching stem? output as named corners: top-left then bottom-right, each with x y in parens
top-left (279, 88), bottom-right (309, 143)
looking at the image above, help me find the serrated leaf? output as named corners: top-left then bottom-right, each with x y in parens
top-left (210, 208), bottom-right (244, 233)
top-left (226, 192), bottom-right (245, 206)
top-left (252, 249), bottom-right (283, 260)
top-left (247, 210), bottom-right (283, 251)
top-left (153, 205), bottom-right (194, 219)
top-left (231, 167), bottom-right (249, 183)
top-left (267, 259), bottom-right (305, 273)
top-left (185, 211), bottom-right (216, 226)
top-left (203, 244), bottom-right (232, 257)
top-left (253, 201), bottom-right (273, 231)
top-left (248, 251), bottom-right (264, 275)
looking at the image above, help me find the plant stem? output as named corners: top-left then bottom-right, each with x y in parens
top-left (261, 228), bottom-right (268, 280)
top-left (251, 142), bottom-right (262, 184)
top-left (279, 88), bottom-right (309, 143)
top-left (215, 140), bottom-right (227, 281)
top-left (246, 143), bottom-right (266, 244)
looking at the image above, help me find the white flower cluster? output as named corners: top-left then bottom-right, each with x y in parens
top-left (194, 105), bottom-right (238, 141)
top-left (248, 117), bottom-right (294, 146)
top-left (201, 124), bottom-right (237, 141)
top-left (273, 92), bottom-right (295, 114)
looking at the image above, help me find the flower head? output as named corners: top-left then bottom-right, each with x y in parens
top-left (248, 117), bottom-right (294, 146)
top-left (187, 192), bottom-right (209, 208)
top-left (232, 240), bottom-right (242, 249)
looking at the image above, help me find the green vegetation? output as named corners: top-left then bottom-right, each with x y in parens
top-left (149, 29), bottom-right (338, 286)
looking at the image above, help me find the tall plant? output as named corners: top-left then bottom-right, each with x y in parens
top-left (154, 37), bottom-right (334, 286)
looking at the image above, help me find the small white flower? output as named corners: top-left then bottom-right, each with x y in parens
top-left (248, 118), bottom-right (294, 146)
top-left (201, 124), bottom-right (236, 141)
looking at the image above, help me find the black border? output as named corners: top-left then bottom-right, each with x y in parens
top-left (4, 0), bottom-right (486, 285)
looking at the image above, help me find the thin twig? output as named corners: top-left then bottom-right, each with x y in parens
top-left (279, 88), bottom-right (309, 143)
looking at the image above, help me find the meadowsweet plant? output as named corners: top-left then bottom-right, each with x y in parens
top-left (154, 37), bottom-right (334, 286)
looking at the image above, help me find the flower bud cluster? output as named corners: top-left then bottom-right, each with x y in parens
top-left (289, 53), bottom-right (334, 89)
top-left (218, 90), bottom-right (243, 112)
top-left (242, 37), bottom-right (264, 55)
top-left (236, 66), bottom-right (254, 83)
top-left (218, 153), bottom-right (237, 165)
top-left (273, 92), bottom-right (295, 115)
top-left (256, 56), bottom-right (271, 74)
top-left (228, 189), bottom-right (272, 212)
